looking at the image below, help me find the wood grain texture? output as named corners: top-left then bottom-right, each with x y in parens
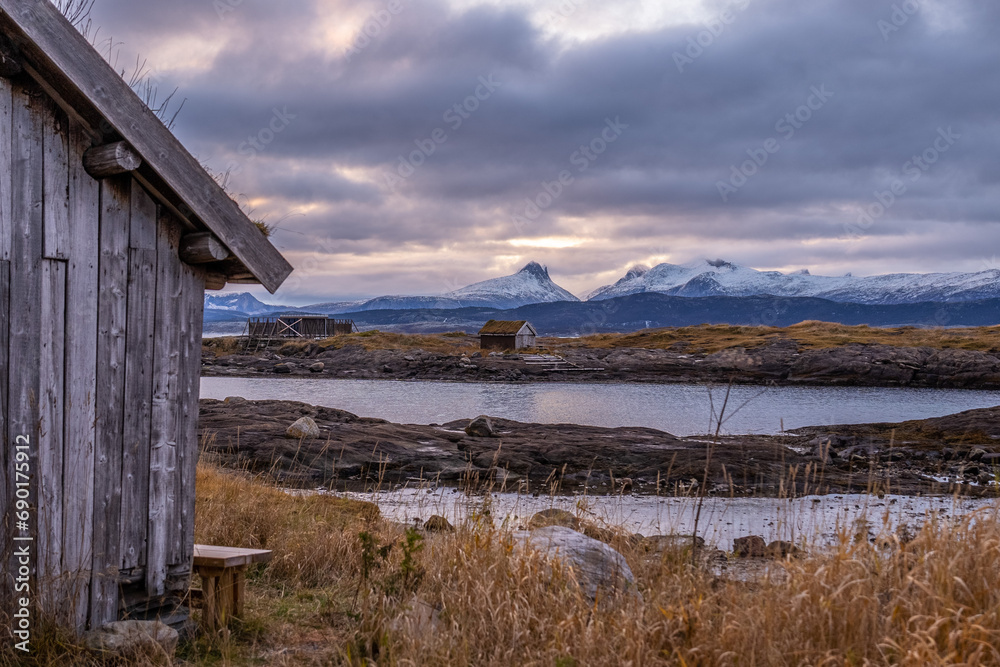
top-left (119, 184), bottom-right (157, 571)
top-left (8, 78), bottom-right (44, 549)
top-left (147, 214), bottom-right (182, 597)
top-left (42, 99), bottom-right (68, 259)
top-left (179, 232), bottom-right (228, 264)
top-left (38, 258), bottom-right (65, 612)
top-left (0, 0), bottom-right (292, 292)
top-left (90, 175), bottom-right (130, 626)
top-left (178, 260), bottom-right (205, 572)
top-left (62, 119), bottom-right (99, 631)
top-left (0, 77), bottom-right (11, 260)
top-left (83, 141), bottom-right (141, 179)
top-left (0, 260), bottom-right (9, 601)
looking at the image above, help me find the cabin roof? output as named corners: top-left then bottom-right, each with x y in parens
top-left (479, 320), bottom-right (535, 335)
top-left (0, 0), bottom-right (292, 292)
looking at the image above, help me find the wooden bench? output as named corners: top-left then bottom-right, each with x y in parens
top-left (191, 544), bottom-right (273, 632)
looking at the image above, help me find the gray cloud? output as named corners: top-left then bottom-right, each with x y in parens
top-left (85, 0), bottom-right (1000, 301)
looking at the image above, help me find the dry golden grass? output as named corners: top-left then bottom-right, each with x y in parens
top-left (10, 463), bottom-right (1000, 665)
top-left (204, 331), bottom-right (481, 358)
top-left (189, 465), bottom-right (1000, 665)
top-left (557, 321), bottom-right (1000, 354)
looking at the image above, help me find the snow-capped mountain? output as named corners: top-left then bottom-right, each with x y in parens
top-left (203, 292), bottom-right (284, 315)
top-left (445, 261), bottom-right (580, 307)
top-left (350, 262), bottom-right (580, 311)
top-left (586, 265), bottom-right (650, 300)
top-left (588, 259), bottom-right (1000, 305)
top-left (205, 262), bottom-right (579, 317)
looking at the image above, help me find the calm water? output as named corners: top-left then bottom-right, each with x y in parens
top-left (200, 377), bottom-right (1000, 436)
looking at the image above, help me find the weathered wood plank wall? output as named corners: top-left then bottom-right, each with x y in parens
top-left (62, 119), bottom-right (99, 629)
top-left (0, 75), bottom-right (11, 608)
top-left (7, 80), bottom-right (44, 621)
top-left (0, 66), bottom-right (208, 634)
top-left (147, 216), bottom-right (182, 598)
top-left (91, 175), bottom-right (131, 626)
top-left (120, 185), bottom-right (156, 574)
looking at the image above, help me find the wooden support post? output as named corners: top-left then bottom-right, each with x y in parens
top-left (83, 141), bottom-right (141, 179)
top-left (179, 232), bottom-right (229, 264)
top-left (202, 573), bottom-right (217, 632)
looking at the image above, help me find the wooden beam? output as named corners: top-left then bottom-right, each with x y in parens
top-left (0, 0), bottom-right (293, 292)
top-left (204, 272), bottom-right (227, 291)
top-left (83, 141), bottom-right (141, 179)
top-left (179, 232), bottom-right (229, 264)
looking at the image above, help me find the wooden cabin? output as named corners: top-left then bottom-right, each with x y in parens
top-left (247, 315), bottom-right (356, 340)
top-left (0, 0), bottom-right (292, 634)
top-left (479, 320), bottom-right (537, 351)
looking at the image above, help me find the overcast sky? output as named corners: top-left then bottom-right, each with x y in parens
top-left (84, 0), bottom-right (999, 303)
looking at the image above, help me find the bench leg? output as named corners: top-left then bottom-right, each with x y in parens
top-left (233, 565), bottom-right (248, 620)
top-left (201, 571), bottom-right (217, 632)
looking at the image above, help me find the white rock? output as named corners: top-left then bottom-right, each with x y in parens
top-left (286, 416), bottom-right (321, 439)
top-left (514, 525), bottom-right (640, 602)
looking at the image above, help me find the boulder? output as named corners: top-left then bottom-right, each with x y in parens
top-left (765, 540), bottom-right (803, 559)
top-left (309, 362), bottom-right (325, 373)
top-left (733, 535), bottom-right (767, 558)
top-left (528, 508), bottom-right (581, 531)
top-left (969, 448), bottom-right (987, 462)
top-left (273, 363), bottom-right (292, 374)
top-left (465, 415), bottom-right (497, 438)
top-left (84, 621), bottom-right (178, 660)
top-left (471, 351), bottom-right (482, 359)
top-left (286, 416), bottom-right (321, 439)
top-left (223, 396), bottom-right (247, 405)
top-left (514, 526), bottom-right (639, 602)
top-left (423, 515), bottom-right (455, 532)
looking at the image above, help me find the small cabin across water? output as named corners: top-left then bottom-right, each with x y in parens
top-left (0, 0), bottom-right (291, 634)
top-left (479, 320), bottom-right (537, 351)
top-left (246, 315), bottom-right (357, 340)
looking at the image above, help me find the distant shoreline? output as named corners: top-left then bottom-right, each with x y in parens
top-left (202, 324), bottom-right (1000, 390)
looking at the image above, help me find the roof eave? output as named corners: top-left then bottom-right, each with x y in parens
top-left (0, 0), bottom-right (293, 293)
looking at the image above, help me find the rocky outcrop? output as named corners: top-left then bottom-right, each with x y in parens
top-left (203, 339), bottom-right (1000, 389)
top-left (199, 398), bottom-right (1000, 496)
top-left (465, 415), bottom-right (497, 438)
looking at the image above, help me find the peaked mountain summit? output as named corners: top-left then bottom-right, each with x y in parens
top-left (352, 262), bottom-right (579, 311)
top-left (588, 259), bottom-right (1000, 305)
top-left (444, 262), bottom-right (580, 307)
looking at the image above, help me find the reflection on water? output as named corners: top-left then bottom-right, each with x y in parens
top-left (201, 377), bottom-right (1000, 437)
